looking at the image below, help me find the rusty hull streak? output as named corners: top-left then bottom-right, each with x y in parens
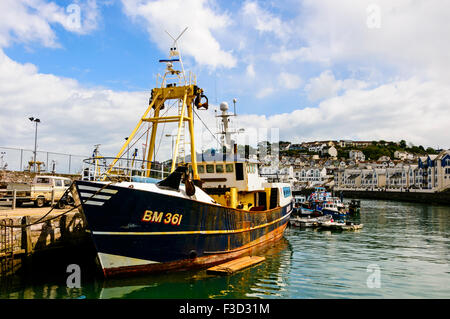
top-left (103, 222), bottom-right (288, 278)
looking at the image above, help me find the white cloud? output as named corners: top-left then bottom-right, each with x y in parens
top-left (278, 72), bottom-right (302, 90)
top-left (0, 48), bottom-right (226, 165)
top-left (121, 0), bottom-right (236, 69)
top-left (305, 70), bottom-right (369, 101)
top-left (237, 77), bottom-right (450, 149)
top-left (242, 1), bottom-right (291, 41)
top-left (256, 87), bottom-right (275, 99)
top-left (0, 0), bottom-right (100, 48)
top-left (0, 49), bottom-right (147, 157)
top-left (247, 72), bottom-right (302, 99)
top-left (296, 0), bottom-right (450, 82)
top-left (246, 64), bottom-right (256, 78)
top-left (1, 0), bottom-right (449, 174)
top-left (270, 47), bottom-right (330, 64)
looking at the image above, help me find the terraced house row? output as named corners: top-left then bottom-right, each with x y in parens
top-left (334, 150), bottom-right (450, 191)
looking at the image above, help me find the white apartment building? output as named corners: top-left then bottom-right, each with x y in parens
top-left (260, 164), bottom-right (294, 183)
top-left (294, 167), bottom-right (328, 186)
top-left (394, 151), bottom-right (415, 160)
top-left (349, 150), bottom-right (366, 161)
top-left (334, 150), bottom-right (450, 191)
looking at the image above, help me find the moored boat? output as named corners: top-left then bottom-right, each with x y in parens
top-left (317, 220), bottom-right (363, 231)
top-left (290, 214), bottom-right (332, 228)
top-left (349, 199), bottom-right (361, 215)
top-left (72, 35), bottom-right (293, 277)
top-left (321, 198), bottom-right (348, 219)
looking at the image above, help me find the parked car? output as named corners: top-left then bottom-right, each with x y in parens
top-left (7, 175), bottom-right (73, 208)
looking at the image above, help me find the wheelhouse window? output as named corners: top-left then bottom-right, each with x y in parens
top-left (55, 179), bottom-right (63, 187)
top-left (215, 164), bottom-right (224, 173)
top-left (283, 187), bottom-right (291, 198)
top-left (206, 164), bottom-right (214, 173)
top-left (226, 163), bottom-right (234, 172)
top-left (197, 165), bottom-right (205, 173)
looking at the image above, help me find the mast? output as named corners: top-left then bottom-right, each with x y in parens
top-left (104, 28), bottom-right (209, 181)
top-left (216, 99), bottom-right (244, 156)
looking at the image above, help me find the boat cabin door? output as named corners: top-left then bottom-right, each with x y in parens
top-left (235, 163), bottom-right (244, 181)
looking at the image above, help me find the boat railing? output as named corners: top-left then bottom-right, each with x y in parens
top-left (81, 157), bottom-right (171, 182)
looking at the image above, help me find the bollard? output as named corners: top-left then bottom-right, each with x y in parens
top-left (12, 189), bottom-right (16, 210)
top-left (21, 216), bottom-right (32, 255)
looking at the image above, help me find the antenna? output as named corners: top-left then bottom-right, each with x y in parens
top-left (165, 27), bottom-right (188, 44)
top-left (164, 27), bottom-right (188, 83)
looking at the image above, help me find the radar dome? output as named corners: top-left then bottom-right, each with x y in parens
top-left (219, 102), bottom-right (229, 112)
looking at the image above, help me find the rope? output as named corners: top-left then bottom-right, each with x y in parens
top-left (1, 181), bottom-right (112, 228)
top-left (193, 108), bottom-right (222, 145)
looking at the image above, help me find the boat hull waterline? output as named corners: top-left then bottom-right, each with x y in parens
top-left (75, 181), bottom-right (293, 277)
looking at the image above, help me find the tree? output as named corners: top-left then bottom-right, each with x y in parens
top-left (337, 149), bottom-right (349, 159)
top-left (399, 140), bottom-right (407, 148)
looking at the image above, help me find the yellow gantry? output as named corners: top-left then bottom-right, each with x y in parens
top-left (104, 84), bottom-right (203, 181)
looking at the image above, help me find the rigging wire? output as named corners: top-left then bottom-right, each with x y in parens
top-left (193, 108), bottom-right (222, 146)
top-left (154, 99), bottom-right (177, 159)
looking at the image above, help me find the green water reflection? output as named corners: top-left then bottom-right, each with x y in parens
top-left (1, 200), bottom-right (449, 299)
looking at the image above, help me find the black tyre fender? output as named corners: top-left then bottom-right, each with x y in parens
top-left (57, 200), bottom-right (66, 209)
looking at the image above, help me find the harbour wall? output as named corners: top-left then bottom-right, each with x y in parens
top-left (293, 188), bottom-right (450, 206)
top-left (0, 210), bottom-right (89, 277)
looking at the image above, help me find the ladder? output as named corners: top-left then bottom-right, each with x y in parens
top-left (177, 99), bottom-right (186, 164)
top-left (0, 218), bottom-right (14, 277)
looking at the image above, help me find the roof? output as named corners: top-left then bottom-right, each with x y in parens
top-left (185, 152), bottom-right (260, 164)
top-left (35, 175), bottom-right (71, 180)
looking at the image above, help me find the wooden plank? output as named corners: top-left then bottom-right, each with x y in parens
top-left (207, 256), bottom-right (265, 275)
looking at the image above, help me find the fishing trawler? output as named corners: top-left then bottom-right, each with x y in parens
top-left (72, 31), bottom-right (293, 277)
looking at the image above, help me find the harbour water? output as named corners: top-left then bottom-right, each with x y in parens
top-left (1, 199), bottom-right (449, 299)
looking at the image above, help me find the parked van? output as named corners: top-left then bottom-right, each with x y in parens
top-left (7, 175), bottom-right (73, 208)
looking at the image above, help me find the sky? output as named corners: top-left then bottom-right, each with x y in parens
top-left (0, 0), bottom-right (449, 164)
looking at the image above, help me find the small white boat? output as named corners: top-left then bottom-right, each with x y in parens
top-left (290, 215), bottom-right (332, 228)
top-left (317, 220), bottom-right (363, 231)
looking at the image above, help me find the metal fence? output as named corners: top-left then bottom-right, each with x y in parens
top-left (0, 146), bottom-right (88, 175)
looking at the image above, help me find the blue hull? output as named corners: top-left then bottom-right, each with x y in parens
top-left (74, 181), bottom-right (292, 277)
top-left (321, 209), bottom-right (347, 219)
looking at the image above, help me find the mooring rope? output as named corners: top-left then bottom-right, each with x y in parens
top-left (0, 181), bottom-right (113, 229)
